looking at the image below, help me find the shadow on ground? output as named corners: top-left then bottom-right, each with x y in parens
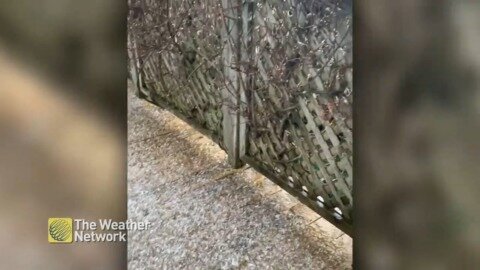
top-left (128, 86), bottom-right (351, 269)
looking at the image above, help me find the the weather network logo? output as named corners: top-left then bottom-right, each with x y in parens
top-left (48, 218), bottom-right (73, 243)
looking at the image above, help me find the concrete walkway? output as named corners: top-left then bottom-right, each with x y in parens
top-left (128, 88), bottom-right (352, 269)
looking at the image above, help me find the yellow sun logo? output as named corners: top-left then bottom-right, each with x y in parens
top-left (48, 218), bottom-right (73, 243)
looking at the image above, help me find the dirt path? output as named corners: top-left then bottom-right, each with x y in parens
top-left (128, 88), bottom-right (352, 269)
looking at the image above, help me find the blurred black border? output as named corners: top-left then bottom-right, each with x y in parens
top-left (354, 1), bottom-right (480, 269)
top-left (0, 1), bottom-right (128, 269)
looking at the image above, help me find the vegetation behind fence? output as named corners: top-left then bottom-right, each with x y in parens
top-left (128, 0), bottom-right (353, 235)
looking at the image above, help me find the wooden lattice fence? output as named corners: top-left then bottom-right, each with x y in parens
top-left (128, 0), bottom-right (353, 235)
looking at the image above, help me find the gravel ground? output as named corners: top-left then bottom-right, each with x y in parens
top-left (128, 87), bottom-right (352, 269)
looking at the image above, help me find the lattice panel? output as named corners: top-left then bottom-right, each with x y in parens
top-left (245, 0), bottom-right (353, 224)
top-left (129, 0), bottom-right (227, 145)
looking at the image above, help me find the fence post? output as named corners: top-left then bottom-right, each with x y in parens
top-left (127, 33), bottom-right (139, 93)
top-left (221, 0), bottom-right (253, 168)
top-left (221, 0), bottom-right (245, 168)
top-left (127, 32), bottom-right (144, 99)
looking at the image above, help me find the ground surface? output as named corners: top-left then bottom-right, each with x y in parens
top-left (128, 88), bottom-right (352, 269)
